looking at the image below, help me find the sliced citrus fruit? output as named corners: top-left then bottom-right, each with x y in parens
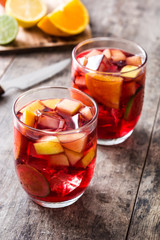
top-left (17, 164), bottom-right (50, 197)
top-left (85, 73), bottom-right (123, 109)
top-left (0, 14), bottom-right (18, 45)
top-left (48, 0), bottom-right (89, 35)
top-left (5, 0), bottom-right (47, 28)
top-left (37, 16), bottom-right (70, 37)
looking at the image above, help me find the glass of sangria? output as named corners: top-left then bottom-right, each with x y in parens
top-left (13, 86), bottom-right (98, 208)
top-left (72, 37), bottom-right (147, 145)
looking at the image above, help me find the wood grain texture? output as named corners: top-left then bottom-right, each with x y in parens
top-left (0, 0), bottom-right (160, 239)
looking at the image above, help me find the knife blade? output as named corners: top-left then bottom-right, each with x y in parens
top-left (0, 58), bottom-right (70, 95)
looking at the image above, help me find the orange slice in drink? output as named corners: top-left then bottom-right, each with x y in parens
top-left (85, 73), bottom-right (123, 109)
top-left (48, 0), bottom-right (89, 35)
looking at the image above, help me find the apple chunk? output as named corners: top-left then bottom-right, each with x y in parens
top-left (20, 100), bottom-right (44, 113)
top-left (80, 107), bottom-right (93, 121)
top-left (22, 110), bottom-right (35, 127)
top-left (34, 136), bottom-right (64, 155)
top-left (41, 99), bottom-right (60, 109)
top-left (49, 153), bottom-right (69, 166)
top-left (79, 147), bottom-right (95, 168)
top-left (56, 99), bottom-right (81, 116)
top-left (58, 132), bottom-right (87, 153)
top-left (111, 49), bottom-right (126, 62)
top-left (64, 148), bottom-right (83, 166)
top-left (121, 65), bottom-right (141, 78)
top-left (126, 55), bottom-right (142, 66)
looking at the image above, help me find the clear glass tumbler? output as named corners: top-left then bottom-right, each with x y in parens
top-left (71, 37), bottom-right (147, 145)
top-left (13, 86), bottom-right (98, 208)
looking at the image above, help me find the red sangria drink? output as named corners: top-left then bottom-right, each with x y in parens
top-left (13, 87), bottom-right (98, 208)
top-left (72, 37), bottom-right (147, 145)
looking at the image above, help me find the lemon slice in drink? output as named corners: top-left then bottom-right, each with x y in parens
top-left (0, 14), bottom-right (18, 45)
top-left (5, 0), bottom-right (47, 28)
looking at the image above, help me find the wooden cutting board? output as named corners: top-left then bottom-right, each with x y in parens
top-left (0, 1), bottom-right (92, 53)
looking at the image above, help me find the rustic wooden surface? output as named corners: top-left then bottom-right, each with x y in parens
top-left (0, 0), bottom-right (160, 239)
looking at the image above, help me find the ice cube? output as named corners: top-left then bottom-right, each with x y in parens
top-left (50, 170), bottom-right (85, 196)
top-left (86, 54), bottom-right (110, 72)
top-left (37, 111), bottom-right (65, 131)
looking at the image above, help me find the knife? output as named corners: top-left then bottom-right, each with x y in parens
top-left (0, 58), bottom-right (70, 95)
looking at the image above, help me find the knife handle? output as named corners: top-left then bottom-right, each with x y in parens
top-left (0, 86), bottom-right (5, 95)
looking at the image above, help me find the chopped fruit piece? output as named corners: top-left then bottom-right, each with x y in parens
top-left (64, 148), bottom-right (83, 166)
top-left (121, 65), bottom-right (141, 78)
top-left (20, 100), bottom-right (44, 113)
top-left (37, 16), bottom-right (70, 37)
top-left (86, 49), bottom-right (101, 58)
top-left (22, 110), bottom-right (35, 127)
top-left (122, 81), bottom-right (136, 99)
top-left (14, 127), bottom-right (28, 160)
top-left (79, 147), bottom-right (95, 168)
top-left (124, 86), bottom-right (143, 120)
top-left (41, 99), bottom-right (60, 109)
top-left (80, 107), bottom-right (93, 121)
top-left (103, 49), bottom-right (111, 59)
top-left (17, 165), bottom-right (50, 197)
top-left (111, 49), bottom-right (126, 62)
top-left (58, 132), bottom-right (87, 153)
top-left (49, 153), bottom-right (69, 166)
top-left (78, 56), bottom-right (88, 66)
top-left (34, 136), bottom-right (64, 155)
top-left (85, 73), bottom-right (123, 109)
top-left (48, 0), bottom-right (89, 35)
top-left (126, 55), bottom-right (142, 66)
top-left (37, 112), bottom-right (65, 130)
top-left (56, 99), bottom-right (81, 116)
top-left (86, 54), bottom-right (109, 72)
top-left (75, 76), bottom-right (86, 87)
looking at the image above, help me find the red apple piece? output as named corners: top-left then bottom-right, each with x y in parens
top-left (103, 49), bottom-right (111, 59)
top-left (64, 148), bottom-right (83, 166)
top-left (86, 49), bottom-right (102, 58)
top-left (34, 136), bottom-right (64, 155)
top-left (80, 107), bottom-right (93, 121)
top-left (49, 153), bottom-right (69, 166)
top-left (86, 54), bottom-right (109, 72)
top-left (58, 132), bottom-right (87, 153)
top-left (111, 49), bottom-right (126, 62)
top-left (79, 147), bottom-right (95, 168)
top-left (126, 55), bottom-right (142, 66)
top-left (121, 65), bottom-right (141, 78)
top-left (41, 99), bottom-right (60, 109)
top-left (78, 56), bottom-right (88, 66)
top-left (56, 99), bottom-right (81, 115)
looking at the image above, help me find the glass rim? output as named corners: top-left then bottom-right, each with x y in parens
top-left (72, 37), bottom-right (148, 75)
top-left (13, 86), bottom-right (98, 135)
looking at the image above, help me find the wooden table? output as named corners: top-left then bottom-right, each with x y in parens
top-left (0, 0), bottom-right (160, 239)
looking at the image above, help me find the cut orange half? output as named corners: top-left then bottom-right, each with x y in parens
top-left (85, 73), bottom-right (123, 109)
top-left (5, 0), bottom-right (47, 28)
top-left (48, 0), bottom-right (89, 35)
top-left (37, 15), bottom-right (70, 36)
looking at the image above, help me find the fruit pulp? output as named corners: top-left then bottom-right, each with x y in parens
top-left (14, 98), bottom-right (97, 203)
top-left (71, 48), bottom-right (146, 140)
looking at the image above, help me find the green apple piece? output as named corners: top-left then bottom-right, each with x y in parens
top-left (80, 106), bottom-right (93, 121)
top-left (22, 110), bottom-right (35, 127)
top-left (20, 100), bottom-right (44, 113)
top-left (41, 98), bottom-right (60, 109)
top-left (49, 153), bottom-right (69, 166)
top-left (79, 147), bottom-right (95, 168)
top-left (58, 132), bottom-right (87, 153)
top-left (64, 148), bottom-right (83, 166)
top-left (56, 99), bottom-right (81, 115)
top-left (34, 136), bottom-right (64, 155)
top-left (121, 65), bottom-right (141, 78)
